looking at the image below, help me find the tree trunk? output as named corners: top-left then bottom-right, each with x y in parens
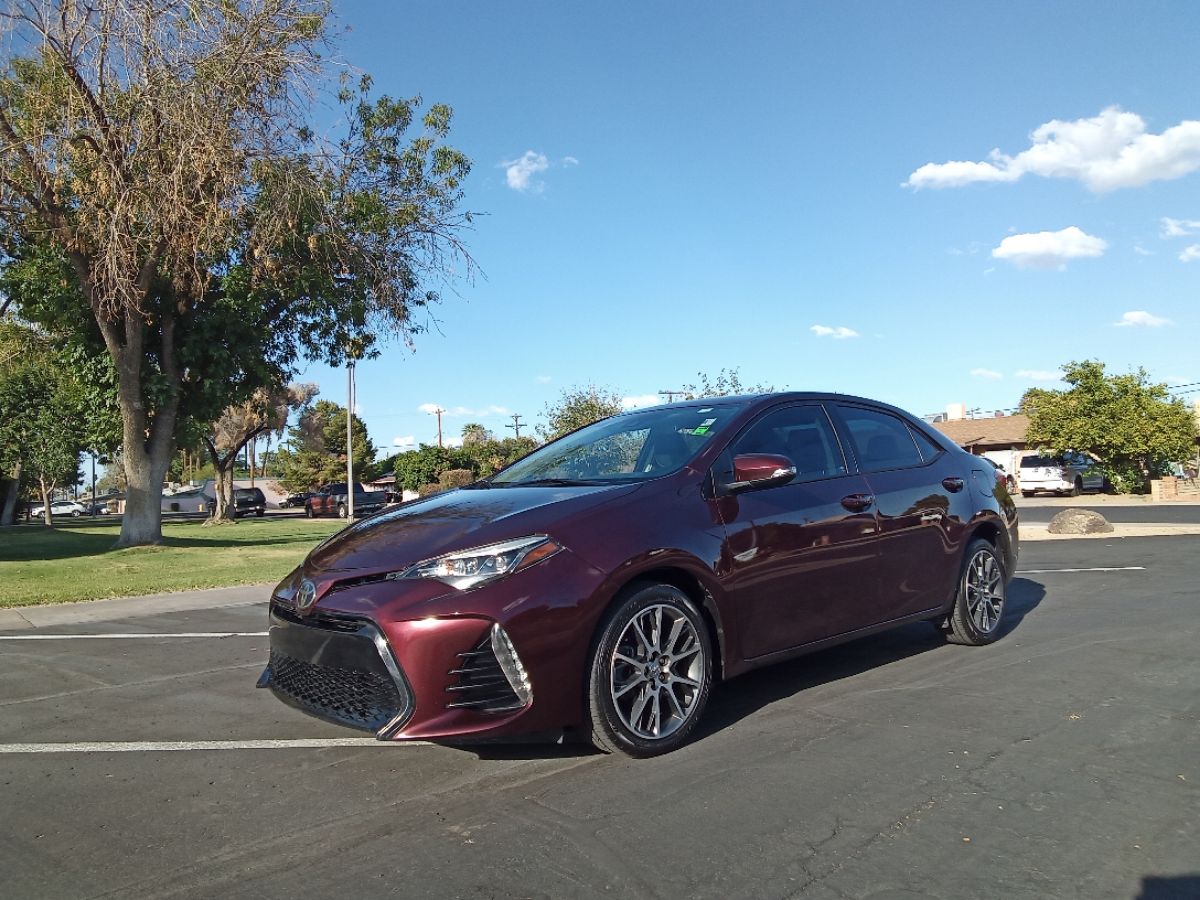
top-left (203, 439), bottom-right (238, 523)
top-left (39, 475), bottom-right (53, 526)
top-left (1, 461), bottom-right (21, 526)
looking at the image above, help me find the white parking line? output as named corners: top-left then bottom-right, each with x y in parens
top-left (0, 738), bottom-right (430, 753)
top-left (0, 632), bottom-right (268, 640)
top-left (1015, 566), bottom-right (1146, 574)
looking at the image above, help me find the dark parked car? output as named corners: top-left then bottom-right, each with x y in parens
top-left (304, 483), bottom-right (387, 519)
top-left (261, 393), bottom-right (1018, 757)
top-left (281, 491), bottom-right (313, 508)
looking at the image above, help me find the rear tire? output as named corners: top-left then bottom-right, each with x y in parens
top-left (587, 583), bottom-right (713, 757)
top-left (945, 539), bottom-right (1007, 646)
top-left (255, 509), bottom-right (264, 517)
top-left (1070, 478), bottom-right (1082, 497)
top-left (1021, 490), bottom-right (1034, 498)
top-left (305, 504), bottom-right (315, 519)
top-left (337, 503), bottom-right (348, 519)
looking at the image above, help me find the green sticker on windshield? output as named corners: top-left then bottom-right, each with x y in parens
top-left (693, 425), bottom-right (710, 435)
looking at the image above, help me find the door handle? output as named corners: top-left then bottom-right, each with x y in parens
top-left (841, 493), bottom-right (875, 512)
top-left (941, 477), bottom-right (965, 492)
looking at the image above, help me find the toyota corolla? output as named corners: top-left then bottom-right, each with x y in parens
top-left (259, 393), bottom-right (1018, 757)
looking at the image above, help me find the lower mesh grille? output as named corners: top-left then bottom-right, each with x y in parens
top-left (269, 649), bottom-right (406, 732)
top-left (445, 636), bottom-right (523, 713)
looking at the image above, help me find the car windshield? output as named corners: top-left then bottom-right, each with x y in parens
top-left (489, 402), bottom-right (746, 486)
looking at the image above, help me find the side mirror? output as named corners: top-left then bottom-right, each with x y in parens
top-left (728, 453), bottom-right (797, 492)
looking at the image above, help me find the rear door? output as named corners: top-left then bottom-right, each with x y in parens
top-left (830, 404), bottom-right (971, 621)
top-left (715, 402), bottom-right (882, 658)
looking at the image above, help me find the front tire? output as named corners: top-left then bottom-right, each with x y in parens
top-left (945, 539), bottom-right (1007, 646)
top-left (1070, 478), bottom-right (1082, 497)
top-left (587, 583), bottom-right (713, 757)
top-left (1021, 490), bottom-right (1035, 498)
top-left (337, 503), bottom-right (348, 519)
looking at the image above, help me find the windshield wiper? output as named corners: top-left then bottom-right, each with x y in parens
top-left (496, 477), bottom-right (609, 487)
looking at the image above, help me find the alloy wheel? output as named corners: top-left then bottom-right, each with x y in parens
top-left (608, 603), bottom-right (705, 740)
top-left (964, 549), bottom-right (1004, 634)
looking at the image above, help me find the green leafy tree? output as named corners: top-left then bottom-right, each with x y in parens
top-left (461, 423), bottom-right (494, 446)
top-left (0, 322), bottom-right (89, 524)
top-left (684, 367), bottom-right (775, 399)
top-left (203, 382), bottom-right (317, 522)
top-left (458, 436), bottom-right (538, 476)
top-left (1021, 360), bottom-right (1197, 493)
top-left (279, 399), bottom-right (380, 491)
top-left (0, 2), bottom-right (474, 546)
top-left (539, 384), bottom-right (624, 441)
top-left (384, 444), bottom-right (473, 492)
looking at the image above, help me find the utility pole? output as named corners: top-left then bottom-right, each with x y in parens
top-left (346, 358), bottom-right (356, 517)
top-left (506, 414), bottom-right (525, 439)
top-left (430, 407), bottom-right (445, 448)
top-left (659, 390), bottom-right (688, 402)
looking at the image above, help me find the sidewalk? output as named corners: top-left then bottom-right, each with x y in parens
top-left (1021, 522), bottom-right (1200, 541)
top-left (0, 582), bottom-right (271, 632)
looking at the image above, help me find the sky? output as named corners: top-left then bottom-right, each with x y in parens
top-left (293, 1), bottom-right (1200, 456)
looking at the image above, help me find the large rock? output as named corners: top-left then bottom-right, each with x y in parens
top-left (1047, 508), bottom-right (1114, 534)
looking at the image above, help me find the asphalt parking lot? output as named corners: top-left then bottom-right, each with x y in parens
top-left (1, 537), bottom-right (1197, 900)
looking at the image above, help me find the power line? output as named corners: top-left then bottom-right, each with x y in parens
top-left (659, 390), bottom-right (688, 402)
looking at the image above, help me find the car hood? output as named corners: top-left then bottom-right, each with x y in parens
top-left (304, 482), bottom-right (640, 576)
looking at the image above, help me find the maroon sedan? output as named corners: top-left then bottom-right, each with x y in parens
top-left (260, 394), bottom-right (1018, 757)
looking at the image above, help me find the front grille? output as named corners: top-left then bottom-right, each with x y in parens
top-left (269, 650), bottom-right (406, 731)
top-left (266, 612), bottom-right (412, 734)
top-left (271, 602), bottom-right (361, 633)
top-left (445, 635), bottom-right (523, 713)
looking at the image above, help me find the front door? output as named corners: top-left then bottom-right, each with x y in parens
top-left (715, 403), bottom-right (882, 658)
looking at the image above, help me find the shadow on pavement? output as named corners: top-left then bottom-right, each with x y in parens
top-left (466, 577), bottom-right (1048, 761)
top-left (1135, 875), bottom-right (1200, 899)
top-left (693, 576), bottom-right (1046, 746)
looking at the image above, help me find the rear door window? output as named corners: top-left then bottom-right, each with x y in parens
top-left (835, 405), bottom-right (925, 472)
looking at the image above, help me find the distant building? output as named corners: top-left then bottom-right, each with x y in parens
top-left (931, 410), bottom-right (1032, 482)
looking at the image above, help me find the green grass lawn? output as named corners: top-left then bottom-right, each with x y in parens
top-left (0, 517), bottom-right (343, 607)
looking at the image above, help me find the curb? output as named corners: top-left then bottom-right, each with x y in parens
top-left (0, 582), bottom-right (272, 632)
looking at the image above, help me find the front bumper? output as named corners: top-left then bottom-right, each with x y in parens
top-left (260, 607), bottom-right (415, 738)
top-left (261, 548), bottom-right (609, 743)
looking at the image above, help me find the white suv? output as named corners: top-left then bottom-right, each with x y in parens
top-left (1019, 453), bottom-right (1105, 497)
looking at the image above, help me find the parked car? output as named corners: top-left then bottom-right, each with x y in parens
top-left (199, 483), bottom-right (267, 517)
top-left (281, 492), bottom-right (313, 509)
top-left (30, 500), bottom-right (86, 518)
top-left (304, 483), bottom-right (387, 519)
top-left (261, 393), bottom-right (1018, 757)
top-left (1019, 452), bottom-right (1105, 497)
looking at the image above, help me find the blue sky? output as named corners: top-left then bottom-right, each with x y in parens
top-left (295, 1), bottom-right (1199, 455)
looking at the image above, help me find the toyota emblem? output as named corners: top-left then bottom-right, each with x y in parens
top-left (295, 579), bottom-right (317, 612)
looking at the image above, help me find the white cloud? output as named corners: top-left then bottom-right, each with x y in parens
top-left (621, 394), bottom-right (662, 410)
top-left (1161, 217), bottom-right (1200, 238)
top-left (1016, 369), bottom-right (1061, 382)
top-left (810, 324), bottom-right (860, 339)
top-left (444, 436), bottom-right (464, 449)
top-left (905, 107), bottom-right (1200, 193)
top-left (1115, 310), bottom-right (1171, 328)
top-left (535, 375), bottom-right (553, 384)
top-left (391, 435), bottom-right (417, 451)
top-left (501, 151), bottom-right (550, 192)
top-left (970, 368), bottom-right (1003, 380)
top-left (417, 402), bottom-right (442, 415)
top-left (1134, 245), bottom-right (1153, 256)
top-left (1179, 244), bottom-right (1200, 262)
top-left (562, 156), bottom-right (579, 166)
top-left (991, 226), bottom-right (1107, 270)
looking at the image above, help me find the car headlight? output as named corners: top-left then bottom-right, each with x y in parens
top-left (391, 535), bottom-right (562, 590)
